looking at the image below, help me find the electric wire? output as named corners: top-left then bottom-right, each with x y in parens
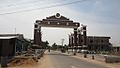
top-left (0, 0), bottom-right (87, 15)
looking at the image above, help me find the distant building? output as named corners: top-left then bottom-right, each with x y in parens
top-left (112, 44), bottom-right (120, 52)
top-left (86, 36), bottom-right (111, 51)
top-left (69, 34), bottom-right (112, 52)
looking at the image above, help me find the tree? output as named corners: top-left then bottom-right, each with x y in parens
top-left (45, 41), bottom-right (49, 47)
top-left (41, 41), bottom-right (49, 48)
top-left (52, 43), bottom-right (57, 50)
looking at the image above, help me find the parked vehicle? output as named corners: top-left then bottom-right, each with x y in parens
top-left (79, 50), bottom-right (96, 54)
top-left (80, 50), bottom-right (89, 54)
top-left (88, 51), bottom-right (96, 54)
top-left (61, 49), bottom-right (66, 53)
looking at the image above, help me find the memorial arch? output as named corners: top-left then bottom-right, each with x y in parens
top-left (33, 13), bottom-right (86, 49)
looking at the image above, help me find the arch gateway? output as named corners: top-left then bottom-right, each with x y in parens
top-left (33, 13), bottom-right (87, 50)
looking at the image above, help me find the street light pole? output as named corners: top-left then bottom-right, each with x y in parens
top-left (61, 39), bottom-right (65, 46)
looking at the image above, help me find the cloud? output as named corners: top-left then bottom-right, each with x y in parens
top-left (0, 0), bottom-right (120, 45)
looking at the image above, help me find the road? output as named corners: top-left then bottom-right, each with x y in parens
top-left (77, 53), bottom-right (105, 62)
top-left (46, 50), bottom-right (109, 68)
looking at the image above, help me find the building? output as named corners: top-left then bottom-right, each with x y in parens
top-left (0, 34), bottom-right (31, 57)
top-left (86, 36), bottom-right (111, 52)
top-left (0, 34), bottom-right (23, 56)
top-left (112, 44), bottom-right (120, 52)
top-left (0, 34), bottom-right (32, 65)
top-left (69, 34), bottom-right (111, 52)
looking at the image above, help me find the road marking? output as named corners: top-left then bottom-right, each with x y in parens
top-left (71, 65), bottom-right (77, 68)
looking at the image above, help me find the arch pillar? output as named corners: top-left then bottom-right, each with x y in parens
top-left (34, 22), bottom-right (42, 45)
top-left (73, 28), bottom-right (78, 55)
top-left (74, 28), bottom-right (78, 46)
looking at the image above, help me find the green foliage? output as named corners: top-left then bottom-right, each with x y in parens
top-left (51, 43), bottom-right (68, 52)
top-left (41, 41), bottom-right (49, 49)
top-left (51, 43), bottom-right (57, 50)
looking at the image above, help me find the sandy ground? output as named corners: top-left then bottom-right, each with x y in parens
top-left (8, 58), bottom-right (38, 68)
top-left (36, 53), bottom-right (53, 68)
top-left (8, 51), bottom-right (53, 68)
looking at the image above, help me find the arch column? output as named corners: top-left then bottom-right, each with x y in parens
top-left (68, 34), bottom-right (71, 47)
top-left (78, 29), bottom-right (81, 46)
top-left (73, 28), bottom-right (78, 55)
top-left (78, 29), bottom-right (81, 50)
top-left (74, 28), bottom-right (78, 46)
top-left (82, 25), bottom-right (87, 49)
top-left (83, 26), bottom-right (87, 45)
top-left (34, 22), bottom-right (42, 45)
top-left (71, 34), bottom-right (74, 52)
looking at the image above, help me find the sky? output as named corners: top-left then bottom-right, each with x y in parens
top-left (0, 0), bottom-right (120, 46)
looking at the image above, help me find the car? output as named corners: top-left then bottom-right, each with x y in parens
top-left (80, 50), bottom-right (89, 54)
top-left (61, 49), bottom-right (66, 53)
top-left (88, 51), bottom-right (96, 54)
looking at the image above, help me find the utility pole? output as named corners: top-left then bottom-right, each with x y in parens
top-left (61, 39), bottom-right (65, 53)
top-left (61, 39), bottom-right (65, 46)
top-left (14, 27), bottom-right (16, 34)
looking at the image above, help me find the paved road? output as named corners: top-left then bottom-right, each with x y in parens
top-left (46, 50), bottom-right (109, 68)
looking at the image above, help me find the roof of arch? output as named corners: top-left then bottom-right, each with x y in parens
top-left (36, 13), bottom-right (80, 28)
